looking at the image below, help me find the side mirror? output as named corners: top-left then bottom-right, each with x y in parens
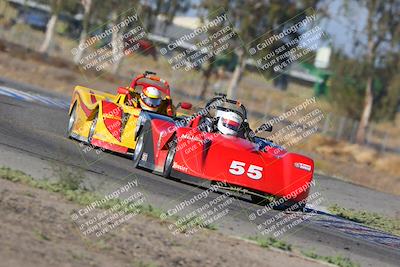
top-left (117, 87), bottom-right (130, 95)
top-left (255, 123), bottom-right (273, 133)
top-left (178, 102), bottom-right (192, 110)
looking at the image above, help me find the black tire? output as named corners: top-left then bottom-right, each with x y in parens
top-left (268, 199), bottom-right (306, 212)
top-left (283, 200), bottom-right (307, 212)
top-left (132, 130), bottom-right (145, 168)
top-left (250, 194), bottom-right (270, 205)
top-left (67, 104), bottom-right (77, 138)
top-left (162, 138), bottom-right (176, 178)
top-left (88, 113), bottom-right (98, 143)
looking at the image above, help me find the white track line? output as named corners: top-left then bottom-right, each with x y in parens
top-left (0, 86), bottom-right (69, 109)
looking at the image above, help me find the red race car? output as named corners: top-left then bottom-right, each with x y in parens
top-left (133, 95), bottom-right (314, 208)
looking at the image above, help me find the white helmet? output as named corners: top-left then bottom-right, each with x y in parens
top-left (217, 111), bottom-right (242, 136)
top-left (140, 86), bottom-right (162, 111)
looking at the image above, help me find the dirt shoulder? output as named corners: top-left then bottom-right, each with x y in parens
top-left (0, 177), bottom-right (329, 267)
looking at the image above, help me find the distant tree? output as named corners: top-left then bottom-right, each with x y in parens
top-left (38, 0), bottom-right (78, 54)
top-left (373, 71), bottom-right (400, 121)
top-left (92, 0), bottom-right (139, 74)
top-left (139, 0), bottom-right (163, 33)
top-left (200, 0), bottom-right (319, 99)
top-left (73, 0), bottom-right (93, 64)
top-left (351, 0), bottom-right (400, 144)
top-left (329, 51), bottom-right (368, 118)
top-left (330, 50), bottom-right (400, 123)
top-left (161, 0), bottom-right (191, 33)
top-left (138, 0), bottom-right (191, 34)
top-left (198, 55), bottom-right (215, 100)
top-left (330, 1), bottom-right (400, 131)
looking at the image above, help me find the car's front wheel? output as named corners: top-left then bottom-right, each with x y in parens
top-left (162, 138), bottom-right (176, 178)
top-left (67, 104), bottom-right (77, 138)
top-left (132, 131), bottom-right (145, 168)
top-left (88, 113), bottom-right (98, 143)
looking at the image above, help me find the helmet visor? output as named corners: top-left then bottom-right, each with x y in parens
top-left (222, 118), bottom-right (240, 132)
top-left (141, 93), bottom-right (161, 107)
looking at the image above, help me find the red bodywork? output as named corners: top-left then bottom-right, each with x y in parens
top-left (145, 116), bottom-right (314, 202)
top-left (102, 101), bottom-right (123, 142)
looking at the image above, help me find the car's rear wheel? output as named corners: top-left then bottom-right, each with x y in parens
top-left (133, 131), bottom-right (145, 168)
top-left (282, 200), bottom-right (306, 212)
top-left (88, 113), bottom-right (98, 143)
top-left (162, 138), bottom-right (176, 178)
top-left (67, 104), bottom-right (77, 138)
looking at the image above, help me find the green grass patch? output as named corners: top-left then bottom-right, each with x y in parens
top-left (177, 214), bottom-right (219, 232)
top-left (132, 260), bottom-right (158, 267)
top-left (249, 236), bottom-right (292, 251)
top-left (328, 204), bottom-right (400, 236)
top-left (33, 229), bottom-right (51, 241)
top-left (251, 236), bottom-right (360, 267)
top-left (301, 250), bottom-right (359, 267)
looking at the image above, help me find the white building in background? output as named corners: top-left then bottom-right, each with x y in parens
top-left (314, 46), bottom-right (332, 69)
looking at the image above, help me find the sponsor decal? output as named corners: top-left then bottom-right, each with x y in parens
top-left (180, 134), bottom-right (203, 142)
top-left (294, 162), bottom-right (312, 172)
top-left (173, 161), bottom-right (188, 172)
top-left (103, 114), bottom-right (122, 120)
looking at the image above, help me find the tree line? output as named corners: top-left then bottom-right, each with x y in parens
top-left (32, 0), bottom-right (400, 144)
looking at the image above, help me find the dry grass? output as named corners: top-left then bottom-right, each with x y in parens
top-left (297, 134), bottom-right (400, 195)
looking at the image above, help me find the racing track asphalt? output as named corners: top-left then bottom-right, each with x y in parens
top-left (0, 80), bottom-right (399, 267)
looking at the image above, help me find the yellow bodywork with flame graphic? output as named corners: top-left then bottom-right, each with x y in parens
top-left (67, 73), bottom-right (191, 154)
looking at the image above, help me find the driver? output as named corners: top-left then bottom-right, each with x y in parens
top-left (139, 86), bottom-right (162, 112)
top-left (216, 111), bottom-right (243, 136)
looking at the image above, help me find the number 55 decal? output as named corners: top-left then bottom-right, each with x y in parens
top-left (229, 160), bottom-right (263, 180)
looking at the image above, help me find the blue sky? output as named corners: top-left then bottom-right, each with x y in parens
top-left (319, 0), bottom-right (367, 56)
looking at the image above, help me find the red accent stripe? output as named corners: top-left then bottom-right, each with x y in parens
top-left (75, 92), bottom-right (92, 117)
top-left (91, 138), bottom-right (128, 154)
top-left (89, 91), bottom-right (97, 104)
top-left (223, 118), bottom-right (240, 128)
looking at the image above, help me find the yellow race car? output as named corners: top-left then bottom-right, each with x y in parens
top-left (67, 71), bottom-right (192, 155)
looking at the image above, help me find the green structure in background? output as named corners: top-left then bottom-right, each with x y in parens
top-left (300, 62), bottom-right (332, 97)
top-left (214, 52), bottom-right (238, 72)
